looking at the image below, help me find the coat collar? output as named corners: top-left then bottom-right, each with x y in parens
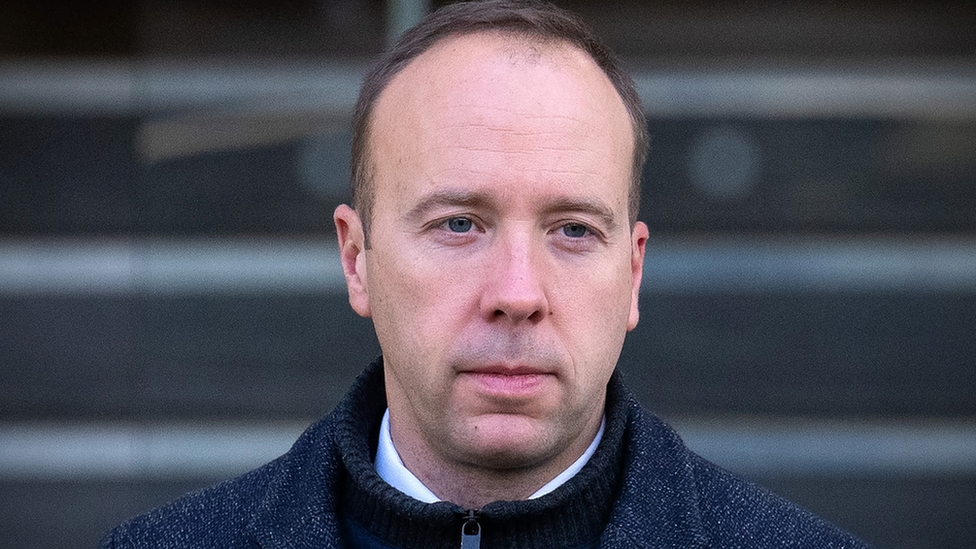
top-left (244, 363), bottom-right (386, 548)
top-left (599, 392), bottom-right (709, 548)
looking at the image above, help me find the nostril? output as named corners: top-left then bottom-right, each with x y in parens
top-left (524, 309), bottom-right (547, 324)
top-left (489, 306), bottom-right (546, 324)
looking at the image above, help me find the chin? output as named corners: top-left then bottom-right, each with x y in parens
top-left (456, 419), bottom-right (556, 469)
top-left (464, 444), bottom-right (552, 471)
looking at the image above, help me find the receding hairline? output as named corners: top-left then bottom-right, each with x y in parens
top-left (423, 28), bottom-right (589, 66)
top-left (371, 29), bottom-right (633, 126)
top-left (351, 6), bottom-right (648, 242)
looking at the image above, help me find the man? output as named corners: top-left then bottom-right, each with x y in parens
top-left (101, 1), bottom-right (869, 547)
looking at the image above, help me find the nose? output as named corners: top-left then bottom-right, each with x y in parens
top-left (480, 232), bottom-right (550, 324)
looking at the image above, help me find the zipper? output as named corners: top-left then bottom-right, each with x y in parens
top-left (460, 509), bottom-right (481, 549)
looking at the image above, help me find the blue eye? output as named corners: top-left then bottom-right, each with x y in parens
top-left (447, 217), bottom-right (473, 233)
top-left (562, 223), bottom-right (588, 238)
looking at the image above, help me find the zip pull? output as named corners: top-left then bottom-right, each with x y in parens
top-left (460, 509), bottom-right (481, 549)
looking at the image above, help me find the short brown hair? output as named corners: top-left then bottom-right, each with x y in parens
top-left (350, 0), bottom-right (648, 241)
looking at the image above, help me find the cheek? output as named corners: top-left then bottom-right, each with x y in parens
top-left (562, 260), bottom-right (634, 315)
top-left (368, 252), bottom-right (471, 353)
top-left (559, 267), bottom-right (633, 358)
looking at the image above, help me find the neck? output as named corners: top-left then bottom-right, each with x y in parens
top-left (393, 414), bottom-right (605, 509)
top-left (426, 467), bottom-right (547, 510)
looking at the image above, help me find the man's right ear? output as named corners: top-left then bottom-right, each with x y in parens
top-left (333, 204), bottom-right (371, 318)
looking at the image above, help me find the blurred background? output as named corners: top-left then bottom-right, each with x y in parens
top-left (1, 1), bottom-right (975, 547)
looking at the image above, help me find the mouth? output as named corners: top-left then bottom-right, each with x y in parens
top-left (457, 365), bottom-right (556, 396)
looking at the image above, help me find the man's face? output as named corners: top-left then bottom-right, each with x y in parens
top-left (336, 32), bottom-right (647, 493)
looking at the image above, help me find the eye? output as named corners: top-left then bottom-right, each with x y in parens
top-left (561, 223), bottom-right (589, 238)
top-left (446, 217), bottom-right (473, 233)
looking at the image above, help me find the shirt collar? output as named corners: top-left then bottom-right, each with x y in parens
top-left (374, 408), bottom-right (605, 503)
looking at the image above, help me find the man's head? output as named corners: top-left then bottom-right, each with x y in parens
top-left (334, 0), bottom-right (648, 507)
top-left (350, 0), bottom-right (648, 243)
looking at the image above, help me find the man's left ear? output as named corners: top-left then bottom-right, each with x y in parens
top-left (334, 204), bottom-right (371, 318)
top-left (627, 221), bottom-right (648, 331)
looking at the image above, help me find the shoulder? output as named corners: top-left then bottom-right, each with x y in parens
top-left (99, 413), bottom-right (344, 549)
top-left (686, 452), bottom-right (869, 548)
top-left (99, 461), bottom-right (278, 549)
top-left (616, 399), bottom-right (870, 548)
top-left (99, 361), bottom-right (387, 549)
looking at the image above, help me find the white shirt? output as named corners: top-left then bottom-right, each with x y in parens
top-left (374, 408), bottom-right (605, 503)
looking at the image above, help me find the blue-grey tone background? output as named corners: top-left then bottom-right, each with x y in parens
top-left (1, 1), bottom-right (975, 548)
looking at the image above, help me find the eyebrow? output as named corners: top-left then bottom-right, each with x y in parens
top-left (403, 189), bottom-right (497, 223)
top-left (541, 195), bottom-right (619, 233)
top-left (404, 188), bottom-right (620, 232)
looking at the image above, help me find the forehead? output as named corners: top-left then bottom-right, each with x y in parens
top-left (376, 31), bottom-right (626, 124)
top-left (368, 31), bottom-right (633, 212)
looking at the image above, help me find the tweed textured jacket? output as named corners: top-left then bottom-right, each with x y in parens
top-left (100, 358), bottom-right (870, 549)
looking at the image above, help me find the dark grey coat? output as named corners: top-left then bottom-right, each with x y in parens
top-left (100, 358), bottom-right (870, 549)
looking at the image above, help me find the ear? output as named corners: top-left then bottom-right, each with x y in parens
top-left (627, 221), bottom-right (648, 331)
top-left (334, 204), bottom-right (372, 318)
